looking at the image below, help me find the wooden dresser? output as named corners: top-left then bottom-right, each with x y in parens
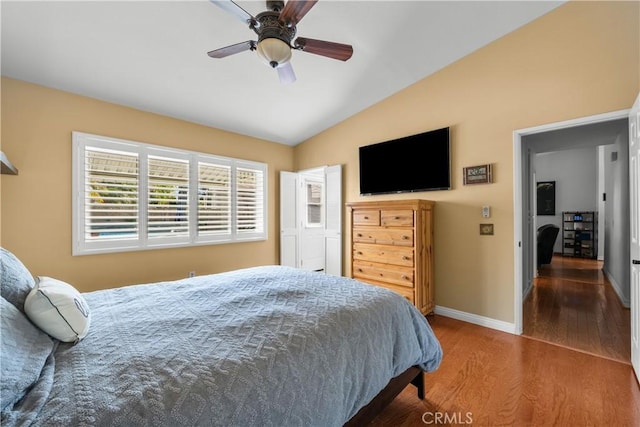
top-left (347, 199), bottom-right (434, 315)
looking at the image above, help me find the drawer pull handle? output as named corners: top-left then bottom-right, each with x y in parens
top-left (357, 251), bottom-right (363, 255)
top-left (402, 256), bottom-right (409, 260)
top-left (358, 268), bottom-right (363, 272)
top-left (402, 235), bottom-right (409, 240)
top-left (364, 216), bottom-right (369, 220)
top-left (401, 275), bottom-right (408, 280)
top-left (394, 216), bottom-right (400, 220)
top-left (357, 233), bottom-right (362, 237)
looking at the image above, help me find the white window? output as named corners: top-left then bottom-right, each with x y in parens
top-left (304, 178), bottom-right (324, 227)
top-left (72, 132), bottom-right (267, 255)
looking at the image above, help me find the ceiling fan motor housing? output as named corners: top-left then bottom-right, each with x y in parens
top-left (253, 11), bottom-right (297, 68)
top-left (254, 11), bottom-right (296, 47)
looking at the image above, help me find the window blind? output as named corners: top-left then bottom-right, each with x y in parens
top-left (198, 162), bottom-right (231, 236)
top-left (73, 132), bottom-right (267, 255)
top-left (148, 156), bottom-right (189, 238)
top-left (236, 166), bottom-right (264, 235)
top-left (84, 148), bottom-right (139, 241)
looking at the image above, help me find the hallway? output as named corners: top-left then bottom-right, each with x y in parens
top-left (523, 255), bottom-right (630, 363)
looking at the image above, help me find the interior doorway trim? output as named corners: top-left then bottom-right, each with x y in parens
top-left (512, 109), bottom-right (630, 335)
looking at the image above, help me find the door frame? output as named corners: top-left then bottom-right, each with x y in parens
top-left (629, 94), bottom-right (640, 381)
top-left (512, 109), bottom-right (630, 334)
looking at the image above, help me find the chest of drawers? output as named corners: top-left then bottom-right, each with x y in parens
top-left (347, 199), bottom-right (435, 315)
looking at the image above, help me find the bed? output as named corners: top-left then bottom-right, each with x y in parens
top-left (1, 247), bottom-right (442, 426)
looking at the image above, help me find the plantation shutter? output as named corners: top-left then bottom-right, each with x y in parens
top-left (198, 162), bottom-right (231, 236)
top-left (84, 148), bottom-right (139, 242)
top-left (148, 156), bottom-right (189, 239)
top-left (73, 132), bottom-right (267, 255)
top-left (236, 165), bottom-right (265, 236)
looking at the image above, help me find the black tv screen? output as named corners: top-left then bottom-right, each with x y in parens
top-left (359, 127), bottom-right (451, 195)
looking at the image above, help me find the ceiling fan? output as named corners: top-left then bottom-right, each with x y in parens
top-left (207, 0), bottom-right (353, 84)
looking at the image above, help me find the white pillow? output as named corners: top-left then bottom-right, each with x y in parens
top-left (24, 276), bottom-right (91, 343)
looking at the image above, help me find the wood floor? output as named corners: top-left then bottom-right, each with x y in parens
top-left (370, 315), bottom-right (640, 426)
top-left (523, 255), bottom-right (630, 363)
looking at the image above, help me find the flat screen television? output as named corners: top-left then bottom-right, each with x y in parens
top-left (359, 127), bottom-right (451, 195)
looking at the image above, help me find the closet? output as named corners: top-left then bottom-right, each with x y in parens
top-left (280, 165), bottom-right (342, 276)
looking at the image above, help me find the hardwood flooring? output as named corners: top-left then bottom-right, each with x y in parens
top-left (523, 255), bottom-right (630, 363)
top-left (370, 315), bottom-right (640, 426)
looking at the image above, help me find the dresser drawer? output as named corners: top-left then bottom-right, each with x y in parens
top-left (356, 278), bottom-right (415, 304)
top-left (352, 227), bottom-right (414, 246)
top-left (391, 286), bottom-right (415, 304)
top-left (381, 209), bottom-right (414, 227)
top-left (353, 209), bottom-right (380, 226)
top-left (353, 243), bottom-right (414, 267)
top-left (353, 260), bottom-right (414, 288)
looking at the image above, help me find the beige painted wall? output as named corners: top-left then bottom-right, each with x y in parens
top-left (1, 78), bottom-right (294, 292)
top-left (1, 1), bottom-right (638, 323)
top-left (294, 1), bottom-right (640, 323)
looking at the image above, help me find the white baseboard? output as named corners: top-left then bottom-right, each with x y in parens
top-left (603, 268), bottom-right (630, 308)
top-left (434, 305), bottom-right (517, 334)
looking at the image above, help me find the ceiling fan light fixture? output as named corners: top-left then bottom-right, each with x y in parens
top-left (256, 37), bottom-right (292, 68)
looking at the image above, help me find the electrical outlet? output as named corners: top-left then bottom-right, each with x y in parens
top-left (188, 271), bottom-right (196, 278)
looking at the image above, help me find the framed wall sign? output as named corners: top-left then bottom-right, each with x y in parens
top-left (536, 181), bottom-right (556, 216)
top-left (463, 164), bottom-right (493, 185)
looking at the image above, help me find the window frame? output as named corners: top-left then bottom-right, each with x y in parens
top-left (72, 132), bottom-right (268, 256)
top-left (303, 176), bottom-right (325, 228)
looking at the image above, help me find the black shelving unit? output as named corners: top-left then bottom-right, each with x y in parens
top-left (562, 211), bottom-right (597, 259)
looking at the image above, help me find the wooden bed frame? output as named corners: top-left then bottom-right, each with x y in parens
top-left (344, 366), bottom-right (424, 426)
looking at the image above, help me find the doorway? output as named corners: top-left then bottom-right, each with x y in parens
top-left (513, 111), bottom-right (631, 361)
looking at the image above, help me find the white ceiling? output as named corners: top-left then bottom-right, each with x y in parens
top-left (1, 1), bottom-right (565, 146)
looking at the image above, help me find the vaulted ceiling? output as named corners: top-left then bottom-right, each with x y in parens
top-left (1, 1), bottom-right (565, 146)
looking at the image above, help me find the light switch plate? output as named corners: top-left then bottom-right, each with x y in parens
top-left (482, 206), bottom-right (491, 218)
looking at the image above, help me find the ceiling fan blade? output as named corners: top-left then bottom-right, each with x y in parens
top-left (277, 62), bottom-right (296, 85)
top-left (207, 41), bottom-right (256, 58)
top-left (279, 0), bottom-right (318, 27)
top-left (294, 37), bottom-right (353, 61)
top-left (209, 0), bottom-right (255, 25)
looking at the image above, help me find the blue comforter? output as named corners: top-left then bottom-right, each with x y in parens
top-left (5, 265), bottom-right (442, 426)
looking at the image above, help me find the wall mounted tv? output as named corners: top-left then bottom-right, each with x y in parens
top-left (359, 126), bottom-right (451, 195)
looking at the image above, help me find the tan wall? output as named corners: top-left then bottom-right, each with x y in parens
top-left (294, 1), bottom-right (640, 323)
top-left (1, 1), bottom-right (638, 322)
top-left (1, 77), bottom-right (294, 292)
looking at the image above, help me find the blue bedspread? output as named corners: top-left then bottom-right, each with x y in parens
top-left (5, 265), bottom-right (442, 426)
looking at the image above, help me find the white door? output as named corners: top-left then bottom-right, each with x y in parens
top-left (279, 171), bottom-right (298, 268)
top-left (325, 165), bottom-right (342, 276)
top-left (629, 93), bottom-right (640, 383)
